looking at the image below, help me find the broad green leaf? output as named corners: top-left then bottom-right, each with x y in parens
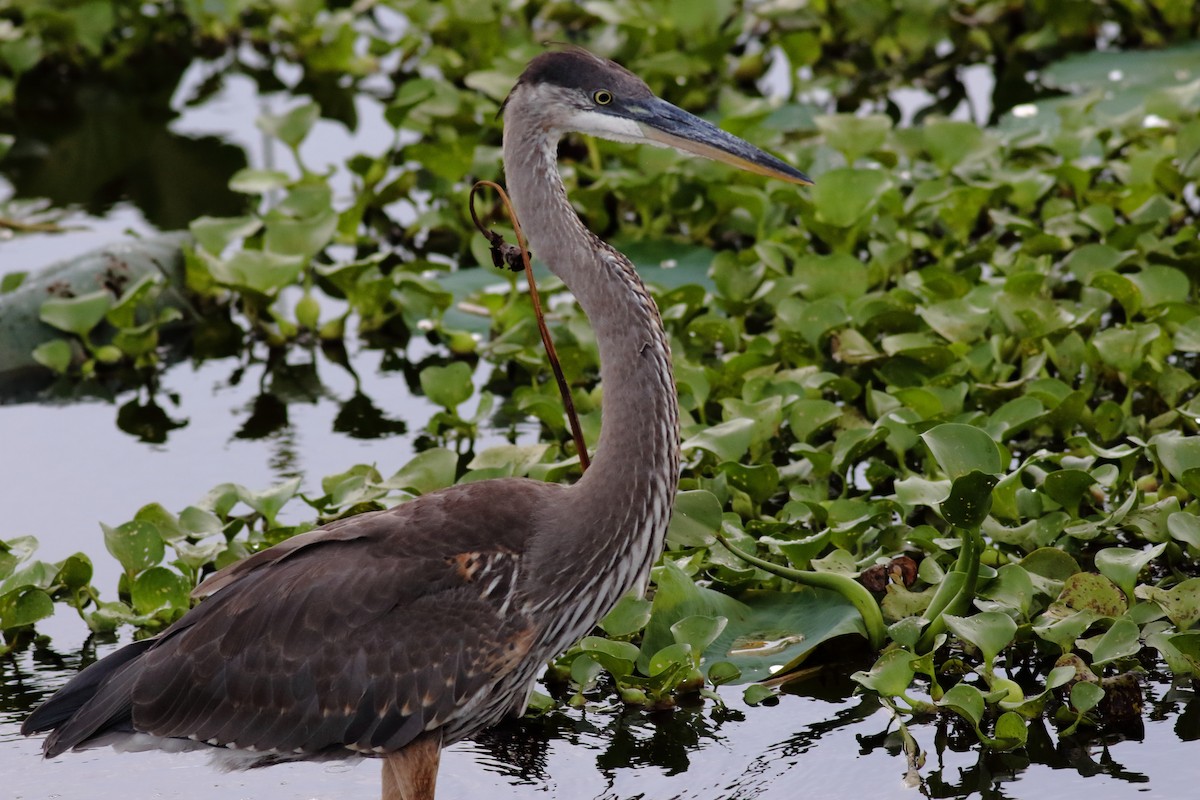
top-left (1136, 579), bottom-right (1200, 631)
top-left (811, 168), bottom-right (891, 228)
top-left (258, 101), bottom-right (320, 148)
top-left (40, 291), bottom-right (113, 337)
top-left (921, 423), bottom-right (1003, 479)
top-left (130, 567), bottom-right (191, 616)
top-left (850, 649), bottom-right (917, 697)
top-left (32, 339), bottom-right (73, 373)
top-left (190, 215), bottom-right (262, 254)
top-left (939, 682), bottom-right (985, 727)
top-left (683, 418), bottom-right (755, 462)
top-left (383, 448), bottom-right (459, 495)
top-left (0, 587), bottom-right (54, 630)
top-left (941, 471), bottom-right (998, 528)
top-left (599, 594), bottom-right (653, 637)
top-left (419, 362), bottom-right (474, 409)
top-left (1095, 544), bottom-right (1167, 600)
top-left (944, 612), bottom-right (1017, 667)
top-left (1057, 573), bottom-right (1128, 617)
top-left (667, 490), bottom-right (722, 548)
top-left (1087, 617), bottom-right (1142, 665)
top-left (102, 520), bottom-right (165, 574)
top-left (1070, 681), bottom-right (1105, 713)
top-left (238, 478), bottom-right (302, 527)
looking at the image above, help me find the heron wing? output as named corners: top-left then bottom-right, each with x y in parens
top-left (33, 479), bottom-right (558, 758)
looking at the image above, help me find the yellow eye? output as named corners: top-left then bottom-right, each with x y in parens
top-left (593, 89), bottom-right (613, 105)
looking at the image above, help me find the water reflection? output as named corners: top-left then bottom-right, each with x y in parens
top-left (5, 63), bottom-right (248, 231)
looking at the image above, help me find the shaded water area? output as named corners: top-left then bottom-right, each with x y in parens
top-left (2, 26), bottom-right (1200, 800)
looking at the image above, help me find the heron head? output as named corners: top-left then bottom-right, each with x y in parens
top-left (503, 46), bottom-right (813, 186)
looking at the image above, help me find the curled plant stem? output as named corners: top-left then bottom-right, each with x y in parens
top-left (716, 532), bottom-right (886, 651)
top-left (469, 180), bottom-right (590, 472)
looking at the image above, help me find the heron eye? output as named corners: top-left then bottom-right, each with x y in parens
top-left (593, 89), bottom-right (613, 106)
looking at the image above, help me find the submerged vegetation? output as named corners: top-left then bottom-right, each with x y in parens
top-left (3, 0), bottom-right (1200, 784)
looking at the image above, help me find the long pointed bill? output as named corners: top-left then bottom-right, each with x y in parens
top-left (630, 97), bottom-right (813, 186)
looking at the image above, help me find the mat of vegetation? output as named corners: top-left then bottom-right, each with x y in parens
top-left (2, 0), bottom-right (1200, 775)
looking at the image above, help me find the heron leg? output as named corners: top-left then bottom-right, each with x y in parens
top-left (381, 730), bottom-right (443, 800)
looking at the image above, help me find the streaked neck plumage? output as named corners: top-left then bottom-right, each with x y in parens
top-left (502, 88), bottom-right (680, 612)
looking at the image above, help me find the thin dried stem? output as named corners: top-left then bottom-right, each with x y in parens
top-left (470, 180), bottom-right (591, 472)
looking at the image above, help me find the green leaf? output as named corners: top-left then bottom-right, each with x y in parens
top-left (1095, 544), bottom-right (1167, 601)
top-left (992, 711), bottom-right (1028, 750)
top-left (32, 339), bottom-right (73, 373)
top-left (1135, 579), bottom-right (1200, 631)
top-left (671, 615), bottom-right (728, 655)
top-left (237, 478), bottom-right (302, 527)
top-left (258, 102), bottom-right (320, 148)
top-left (1070, 681), bottom-right (1105, 713)
top-left (850, 649), bottom-right (918, 697)
top-left (229, 168), bottom-right (292, 194)
top-left (383, 448), bottom-right (459, 494)
top-left (599, 594), bottom-right (653, 637)
top-left (1057, 573), bottom-right (1128, 617)
top-left (0, 586), bottom-right (54, 630)
top-left (944, 612), bottom-right (1017, 667)
top-left (190, 215), bottom-right (261, 254)
top-left (667, 490), bottom-right (723, 547)
top-left (921, 423), bottom-right (1003, 479)
top-left (40, 291), bottom-right (113, 337)
top-left (130, 567), bottom-right (191, 616)
top-left (419, 362), bottom-right (474, 409)
top-left (102, 520), bottom-right (165, 575)
top-left (1087, 617), bottom-right (1142, 666)
top-left (939, 682), bottom-right (985, 727)
top-left (683, 418), bottom-right (756, 462)
top-left (941, 471), bottom-right (998, 528)
top-left (811, 167), bottom-right (891, 228)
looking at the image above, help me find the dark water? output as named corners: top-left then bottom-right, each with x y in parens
top-left (1, 46), bottom-right (1196, 800)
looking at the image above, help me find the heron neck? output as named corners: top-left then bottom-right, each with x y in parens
top-left (501, 121), bottom-right (680, 586)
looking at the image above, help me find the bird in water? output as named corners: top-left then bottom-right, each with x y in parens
top-left (23, 46), bottom-right (811, 799)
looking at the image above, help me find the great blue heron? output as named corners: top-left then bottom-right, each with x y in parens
top-left (23, 46), bottom-right (811, 799)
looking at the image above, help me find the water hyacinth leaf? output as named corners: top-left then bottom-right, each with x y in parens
top-left (1168, 512), bottom-right (1200, 549)
top-left (977, 564), bottom-right (1035, 618)
top-left (135, 503), bottom-right (186, 543)
top-left (921, 423), bottom-right (1003, 480)
top-left (1135, 579), bottom-right (1200, 631)
top-left (648, 642), bottom-right (695, 675)
top-left (599, 594), bottom-right (653, 637)
top-left (720, 462), bottom-right (780, 506)
top-left (787, 399), bottom-right (841, 442)
top-left (1070, 681), bottom-right (1105, 714)
top-left (179, 505), bottom-right (223, 536)
top-left (383, 448), bottom-right (459, 495)
top-left (228, 168), bottom-right (291, 194)
top-left (1088, 617), bottom-right (1142, 666)
top-left (642, 561), bottom-right (863, 682)
top-left (992, 712), bottom-right (1028, 750)
top-left (238, 478), bottom-right (302, 528)
top-left (580, 636), bottom-right (641, 664)
top-left (944, 612), bottom-right (1017, 667)
top-left (130, 567), bottom-right (191, 616)
top-left (0, 586), bottom-right (54, 629)
top-left (811, 168), bottom-right (891, 228)
top-left (258, 101), bottom-right (320, 149)
top-left (56, 553), bottom-right (93, 590)
top-left (939, 682), bottom-right (985, 727)
top-left (814, 114), bottom-right (890, 163)
top-left (1153, 433), bottom-right (1200, 484)
top-left (40, 291), bottom-right (113, 337)
top-left (190, 215), bottom-right (261, 254)
top-left (1033, 609), bottom-right (1100, 651)
top-left (1147, 630), bottom-right (1200, 676)
top-left (1042, 470), bottom-right (1097, 516)
top-left (941, 471), bottom-right (998, 528)
top-left (671, 615), bottom-right (728, 654)
top-left (102, 520), bottom-right (165, 575)
top-left (1095, 544), bottom-right (1167, 600)
top-left (467, 444), bottom-right (550, 477)
top-left (570, 653), bottom-right (603, 687)
top-left (707, 661), bottom-right (741, 686)
top-left (743, 684), bottom-right (776, 705)
top-left (1057, 573), bottom-right (1127, 617)
top-left (850, 649), bottom-right (918, 697)
top-left (419, 362), bottom-right (474, 409)
top-left (32, 339), bottom-right (72, 373)
top-left (667, 490), bottom-right (723, 548)
top-left (683, 418), bottom-right (756, 462)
